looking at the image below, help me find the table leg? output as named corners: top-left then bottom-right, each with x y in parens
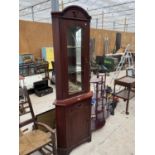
top-left (126, 99), bottom-right (129, 115)
top-left (126, 88), bottom-right (131, 115)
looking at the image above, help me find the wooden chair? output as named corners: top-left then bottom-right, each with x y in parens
top-left (19, 86), bottom-right (57, 155)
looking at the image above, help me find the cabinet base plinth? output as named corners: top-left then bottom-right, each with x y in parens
top-left (57, 148), bottom-right (69, 155)
top-left (57, 136), bottom-right (91, 155)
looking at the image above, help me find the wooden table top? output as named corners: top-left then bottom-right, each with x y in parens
top-left (116, 76), bottom-right (135, 84)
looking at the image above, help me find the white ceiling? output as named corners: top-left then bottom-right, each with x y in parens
top-left (19, 0), bottom-right (135, 32)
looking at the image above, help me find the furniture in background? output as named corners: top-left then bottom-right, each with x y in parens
top-left (42, 47), bottom-right (55, 70)
top-left (96, 56), bottom-right (109, 73)
top-left (29, 92), bottom-right (56, 128)
top-left (104, 56), bottom-right (119, 72)
top-left (113, 76), bottom-right (135, 114)
top-left (19, 61), bottom-right (49, 93)
top-left (35, 62), bottom-right (49, 79)
top-left (90, 58), bottom-right (99, 74)
top-left (19, 86), bottom-right (57, 155)
top-left (126, 68), bottom-right (135, 77)
top-left (36, 109), bottom-right (56, 130)
top-left (51, 61), bottom-right (56, 84)
top-left (90, 73), bottom-right (106, 131)
top-left (19, 54), bottom-right (34, 64)
top-left (19, 75), bottom-right (25, 100)
top-left (22, 74), bottom-right (43, 91)
top-left (19, 61), bottom-right (49, 79)
top-left (52, 6), bottom-right (92, 155)
top-left (33, 79), bottom-right (53, 97)
top-left (90, 56), bottom-right (109, 74)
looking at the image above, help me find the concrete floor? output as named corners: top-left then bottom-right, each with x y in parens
top-left (30, 70), bottom-right (135, 155)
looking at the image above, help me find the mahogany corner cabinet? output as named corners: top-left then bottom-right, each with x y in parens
top-left (51, 5), bottom-right (92, 155)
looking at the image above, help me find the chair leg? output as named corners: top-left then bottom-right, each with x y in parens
top-left (52, 137), bottom-right (57, 155)
top-left (53, 147), bottom-right (57, 155)
top-left (39, 148), bottom-right (47, 155)
top-left (40, 143), bottom-right (57, 155)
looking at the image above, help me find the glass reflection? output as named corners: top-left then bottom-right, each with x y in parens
top-left (67, 26), bottom-right (82, 94)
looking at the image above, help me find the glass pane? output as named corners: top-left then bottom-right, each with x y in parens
top-left (67, 26), bottom-right (83, 95)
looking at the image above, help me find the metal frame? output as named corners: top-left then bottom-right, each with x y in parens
top-left (19, 0), bottom-right (135, 32)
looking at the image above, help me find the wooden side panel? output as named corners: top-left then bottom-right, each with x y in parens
top-left (56, 106), bottom-right (67, 148)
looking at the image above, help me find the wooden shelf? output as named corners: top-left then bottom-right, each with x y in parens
top-left (90, 73), bottom-right (106, 131)
top-left (115, 89), bottom-right (135, 100)
top-left (115, 76), bottom-right (135, 87)
top-left (67, 46), bottom-right (81, 48)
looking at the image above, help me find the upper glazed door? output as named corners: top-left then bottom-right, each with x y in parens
top-left (61, 20), bottom-right (90, 98)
